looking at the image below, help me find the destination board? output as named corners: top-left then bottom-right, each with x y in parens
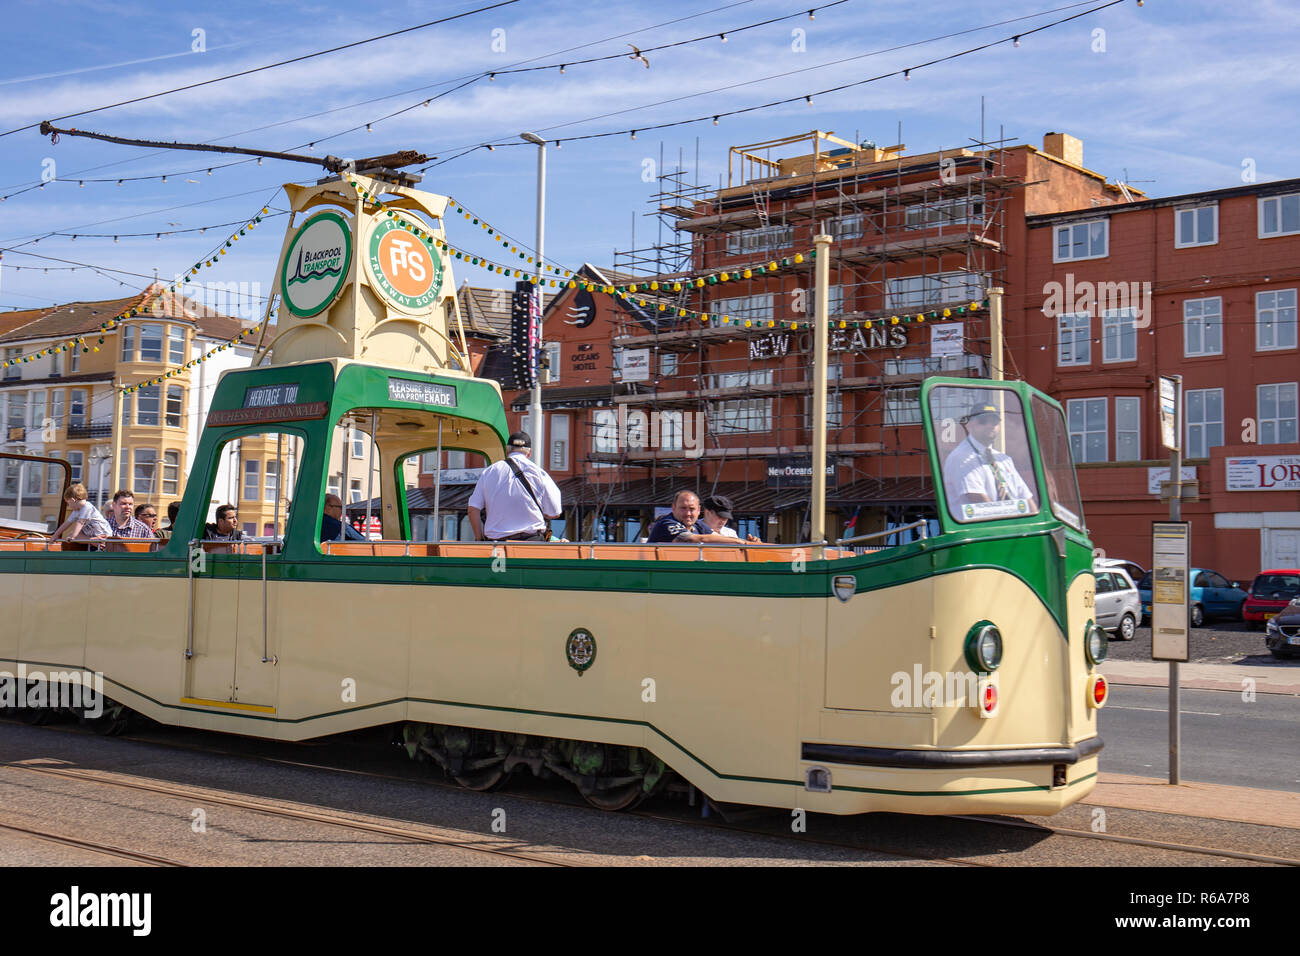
top-left (388, 378), bottom-right (456, 407)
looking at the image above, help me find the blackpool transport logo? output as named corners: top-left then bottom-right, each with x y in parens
top-left (366, 214), bottom-right (443, 313)
top-left (279, 211), bottom-right (352, 317)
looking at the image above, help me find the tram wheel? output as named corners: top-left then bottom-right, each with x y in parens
top-left (451, 765), bottom-right (513, 792)
top-left (579, 781), bottom-right (647, 812)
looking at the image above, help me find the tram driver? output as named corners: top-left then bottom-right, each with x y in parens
top-left (943, 402), bottom-right (1035, 509)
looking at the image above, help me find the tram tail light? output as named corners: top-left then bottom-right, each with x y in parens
top-left (977, 675), bottom-right (999, 718)
top-left (1086, 674), bottom-right (1108, 709)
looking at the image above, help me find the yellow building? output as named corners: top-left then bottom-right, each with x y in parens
top-left (0, 283), bottom-right (256, 530)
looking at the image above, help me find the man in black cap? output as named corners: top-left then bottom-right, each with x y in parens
top-left (942, 399), bottom-right (1035, 516)
top-left (700, 493), bottom-right (760, 541)
top-left (468, 430), bottom-right (563, 541)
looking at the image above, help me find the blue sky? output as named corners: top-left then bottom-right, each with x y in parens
top-left (1, 0), bottom-right (1297, 312)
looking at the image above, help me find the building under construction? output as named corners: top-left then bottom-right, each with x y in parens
top-left (504, 128), bottom-right (1136, 543)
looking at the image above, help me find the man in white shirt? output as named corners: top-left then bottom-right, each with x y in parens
top-left (943, 402), bottom-right (1035, 513)
top-left (468, 431), bottom-right (563, 542)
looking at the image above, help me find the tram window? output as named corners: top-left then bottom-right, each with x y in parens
top-left (204, 430), bottom-right (304, 544)
top-left (930, 386), bottom-right (1042, 525)
top-left (1031, 395), bottom-right (1086, 530)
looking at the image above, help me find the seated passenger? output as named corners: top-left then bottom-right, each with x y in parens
top-left (701, 494), bottom-right (760, 542)
top-left (647, 490), bottom-right (749, 544)
top-left (203, 504), bottom-right (247, 551)
top-left (52, 482), bottom-right (111, 541)
top-left (134, 502), bottom-right (163, 538)
top-left (103, 490), bottom-right (157, 551)
top-left (321, 494), bottom-right (366, 543)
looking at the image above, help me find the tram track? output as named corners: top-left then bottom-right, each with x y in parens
top-left (0, 758), bottom-right (577, 868)
top-left (0, 818), bottom-right (189, 866)
top-left (7, 717), bottom-right (1296, 867)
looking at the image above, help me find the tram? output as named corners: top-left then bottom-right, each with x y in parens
top-left (0, 171), bottom-right (1106, 816)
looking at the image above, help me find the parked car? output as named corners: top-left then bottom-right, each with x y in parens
top-left (1137, 568), bottom-right (1248, 627)
top-left (1243, 569), bottom-right (1300, 628)
top-left (1095, 556), bottom-right (1147, 586)
top-left (1264, 599), bottom-right (1300, 660)
top-left (1094, 566), bottom-right (1141, 640)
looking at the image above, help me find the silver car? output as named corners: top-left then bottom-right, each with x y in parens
top-left (1094, 567), bottom-right (1141, 641)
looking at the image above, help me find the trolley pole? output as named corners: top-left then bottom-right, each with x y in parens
top-left (110, 379), bottom-right (124, 499)
top-left (811, 231), bottom-right (831, 548)
top-left (521, 132), bottom-right (547, 466)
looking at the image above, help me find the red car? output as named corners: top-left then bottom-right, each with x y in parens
top-left (1243, 569), bottom-right (1300, 627)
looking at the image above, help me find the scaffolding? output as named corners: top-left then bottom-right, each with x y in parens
top-left (584, 127), bottom-right (1020, 541)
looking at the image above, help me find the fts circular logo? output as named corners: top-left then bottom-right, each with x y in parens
top-left (366, 215), bottom-right (443, 313)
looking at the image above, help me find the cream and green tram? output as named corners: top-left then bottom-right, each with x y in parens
top-left (0, 362), bottom-right (1106, 816)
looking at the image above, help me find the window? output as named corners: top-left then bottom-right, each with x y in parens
top-left (1175, 204), bottom-right (1217, 247)
top-left (327, 474), bottom-right (341, 498)
top-left (885, 272), bottom-right (985, 311)
top-left (242, 459), bottom-right (260, 501)
top-left (659, 410), bottom-right (683, 451)
top-left (807, 391), bottom-right (844, 429)
top-left (7, 390), bottom-right (26, 429)
top-left (136, 384), bottom-right (160, 426)
top-left (828, 214), bottom-right (863, 240)
top-left (446, 450), bottom-right (467, 469)
top-left (711, 293), bottom-right (773, 324)
top-left (265, 460), bottom-right (279, 501)
top-left (66, 451), bottom-right (83, 484)
top-left (1116, 397), bottom-right (1141, 461)
top-left (162, 451), bottom-right (180, 496)
top-left (46, 454), bottom-right (62, 494)
top-left (29, 391), bottom-right (44, 433)
top-left (707, 369), bottom-right (773, 435)
top-left (725, 224), bottom-right (794, 257)
top-left (550, 415), bottom-right (569, 470)
top-left (1054, 219), bottom-right (1108, 262)
top-left (885, 387), bottom-right (921, 426)
top-left (660, 352), bottom-right (678, 377)
top-left (349, 478), bottom-right (363, 503)
top-left (351, 431), bottom-right (365, 458)
top-left (1256, 289), bottom-right (1297, 351)
top-left (1102, 309), bottom-right (1137, 363)
top-left (133, 448), bottom-right (157, 495)
top-left (168, 326), bottom-right (185, 364)
top-left (3, 347), bottom-right (19, 380)
top-left (120, 325), bottom-right (135, 361)
top-left (1258, 383), bottom-right (1299, 445)
top-left (1259, 193), bottom-right (1300, 238)
top-left (593, 410), bottom-right (618, 453)
top-left (121, 390), bottom-right (131, 427)
top-left (905, 197), bottom-right (983, 231)
top-left (50, 389), bottom-right (64, 430)
top-left (25, 460), bottom-right (42, 495)
top-left (69, 389), bottom-right (86, 427)
top-left (1, 459), bottom-right (16, 498)
top-left (1067, 398), bottom-right (1108, 463)
top-left (50, 350), bottom-right (60, 378)
top-left (139, 324), bottom-right (163, 362)
top-left (1185, 388), bottom-right (1224, 459)
top-left (1184, 297), bottom-right (1223, 357)
top-left (166, 386), bottom-right (183, 427)
top-left (543, 342), bottom-right (560, 384)
top-left (1057, 313), bottom-right (1090, 366)
top-left (69, 347), bottom-right (79, 373)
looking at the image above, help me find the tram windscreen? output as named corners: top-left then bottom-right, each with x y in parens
top-left (929, 386), bottom-right (1041, 524)
top-left (1031, 395), bottom-right (1086, 531)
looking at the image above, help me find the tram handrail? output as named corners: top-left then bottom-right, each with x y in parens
top-left (835, 520), bottom-right (929, 547)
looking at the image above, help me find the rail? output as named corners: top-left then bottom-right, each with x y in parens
top-left (835, 520), bottom-right (929, 547)
top-left (317, 537), bottom-right (913, 561)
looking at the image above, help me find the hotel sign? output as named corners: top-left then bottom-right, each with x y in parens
top-left (1226, 456), bottom-right (1300, 491)
top-left (749, 326), bottom-right (908, 361)
top-left (767, 455), bottom-right (837, 489)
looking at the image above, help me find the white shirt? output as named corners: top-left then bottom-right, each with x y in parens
top-left (468, 452), bottom-right (562, 539)
top-left (66, 501), bottom-right (111, 538)
top-left (943, 435), bottom-right (1035, 510)
top-left (716, 525), bottom-right (739, 538)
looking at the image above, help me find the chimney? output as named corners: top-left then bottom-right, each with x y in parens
top-left (1042, 132), bottom-right (1083, 168)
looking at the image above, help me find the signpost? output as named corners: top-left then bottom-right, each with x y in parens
top-left (1156, 374), bottom-right (1183, 785)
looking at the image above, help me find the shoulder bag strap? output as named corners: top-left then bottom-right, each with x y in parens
top-left (504, 457), bottom-right (550, 537)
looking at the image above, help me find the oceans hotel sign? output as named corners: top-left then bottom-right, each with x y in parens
top-left (749, 325), bottom-right (908, 360)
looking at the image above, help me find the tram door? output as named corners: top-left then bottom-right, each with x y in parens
top-left (184, 431), bottom-right (296, 712)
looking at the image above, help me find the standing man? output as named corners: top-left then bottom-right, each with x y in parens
top-left (942, 401), bottom-right (1036, 510)
top-left (103, 490), bottom-right (155, 549)
top-left (647, 490), bottom-right (749, 544)
top-left (468, 431), bottom-right (562, 542)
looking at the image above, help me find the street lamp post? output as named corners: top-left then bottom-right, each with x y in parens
top-left (520, 132), bottom-right (547, 467)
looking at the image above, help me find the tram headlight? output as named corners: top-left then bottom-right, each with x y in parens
top-left (1085, 620), bottom-right (1108, 666)
top-left (964, 622), bottom-right (1003, 673)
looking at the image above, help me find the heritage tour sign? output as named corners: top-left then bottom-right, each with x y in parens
top-left (366, 214), bottom-right (443, 314)
top-left (279, 211), bottom-right (352, 318)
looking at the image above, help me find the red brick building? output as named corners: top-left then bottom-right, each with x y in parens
top-left (1017, 179), bottom-right (1300, 582)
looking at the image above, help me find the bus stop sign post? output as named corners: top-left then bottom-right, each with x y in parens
top-left (1155, 374), bottom-right (1185, 785)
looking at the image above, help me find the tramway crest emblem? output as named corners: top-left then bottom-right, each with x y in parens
top-left (565, 628), bottom-right (597, 675)
top-left (833, 574), bottom-right (856, 603)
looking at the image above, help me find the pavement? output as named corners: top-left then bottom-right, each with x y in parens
top-left (1089, 658), bottom-right (1300, 830)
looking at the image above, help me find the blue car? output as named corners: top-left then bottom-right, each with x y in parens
top-left (1138, 568), bottom-right (1248, 628)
